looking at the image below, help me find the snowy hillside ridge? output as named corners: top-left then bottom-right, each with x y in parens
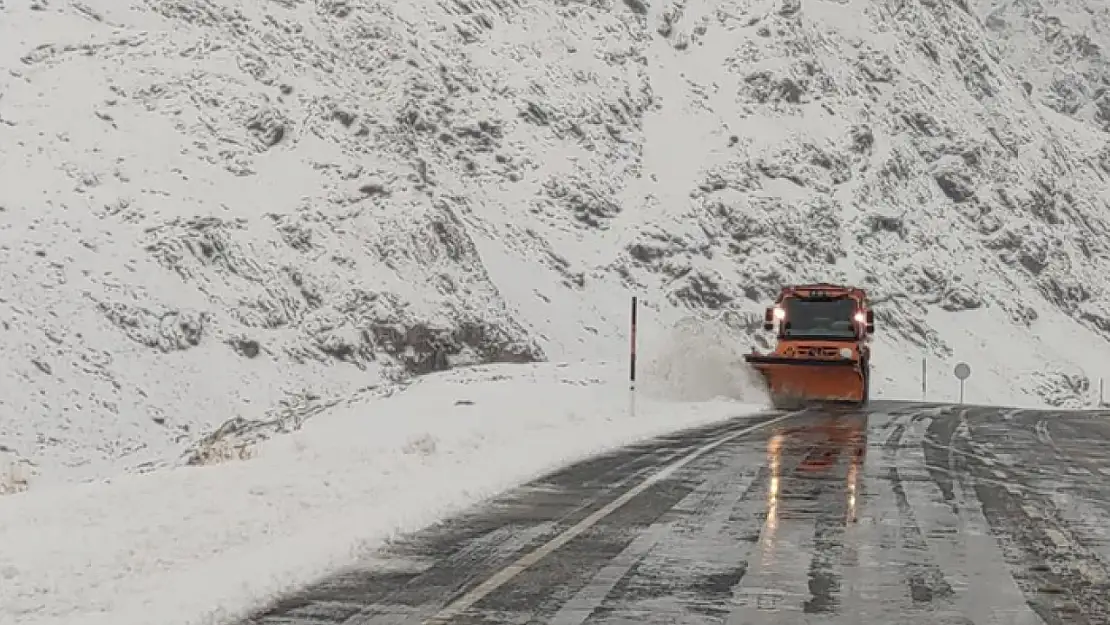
top-left (974, 0), bottom-right (1110, 132)
top-left (0, 361), bottom-right (768, 625)
top-left (4, 0), bottom-right (1110, 482)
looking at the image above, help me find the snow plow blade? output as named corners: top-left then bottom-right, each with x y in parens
top-left (743, 354), bottom-right (866, 409)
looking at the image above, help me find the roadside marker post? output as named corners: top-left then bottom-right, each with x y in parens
top-left (921, 357), bottom-right (927, 401)
top-left (630, 296), bottom-right (638, 391)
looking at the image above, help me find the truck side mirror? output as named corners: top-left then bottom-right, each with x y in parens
top-left (763, 307), bottom-right (774, 331)
top-left (865, 310), bottom-right (874, 333)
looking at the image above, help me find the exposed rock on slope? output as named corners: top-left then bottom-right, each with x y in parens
top-left (3, 0), bottom-right (1110, 480)
top-left (975, 0), bottom-right (1110, 130)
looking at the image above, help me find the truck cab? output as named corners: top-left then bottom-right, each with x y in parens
top-left (763, 284), bottom-right (874, 339)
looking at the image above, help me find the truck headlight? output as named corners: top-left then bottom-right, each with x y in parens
top-left (839, 348), bottom-right (853, 359)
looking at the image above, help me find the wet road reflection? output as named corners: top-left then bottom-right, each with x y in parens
top-left (762, 431), bottom-right (780, 560)
top-left (733, 413), bottom-right (868, 622)
top-left (241, 403), bottom-right (1110, 625)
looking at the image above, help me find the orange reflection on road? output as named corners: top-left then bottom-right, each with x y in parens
top-left (761, 431), bottom-right (783, 564)
top-left (847, 452), bottom-right (859, 523)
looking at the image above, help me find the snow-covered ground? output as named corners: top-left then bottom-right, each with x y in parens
top-left (0, 353), bottom-right (769, 625)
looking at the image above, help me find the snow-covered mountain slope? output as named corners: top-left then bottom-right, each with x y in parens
top-left (3, 0), bottom-right (1110, 484)
top-left (974, 0), bottom-right (1110, 131)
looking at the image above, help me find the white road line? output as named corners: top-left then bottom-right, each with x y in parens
top-left (547, 448), bottom-right (766, 625)
top-left (544, 512), bottom-right (675, 625)
top-left (355, 523), bottom-right (556, 624)
top-left (420, 411), bottom-right (799, 624)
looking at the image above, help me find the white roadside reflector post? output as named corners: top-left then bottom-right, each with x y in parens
top-left (954, 362), bottom-right (971, 404)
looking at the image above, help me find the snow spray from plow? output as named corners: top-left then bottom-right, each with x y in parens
top-left (627, 296), bottom-right (771, 404)
top-left (629, 289), bottom-right (1110, 410)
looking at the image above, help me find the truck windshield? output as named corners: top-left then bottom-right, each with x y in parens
top-left (783, 298), bottom-right (858, 339)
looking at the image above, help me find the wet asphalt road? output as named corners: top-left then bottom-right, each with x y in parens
top-left (241, 402), bottom-right (1110, 625)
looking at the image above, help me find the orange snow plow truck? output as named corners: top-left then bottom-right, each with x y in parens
top-left (743, 283), bottom-right (874, 409)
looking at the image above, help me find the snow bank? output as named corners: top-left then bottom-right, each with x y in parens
top-left (0, 361), bottom-right (766, 625)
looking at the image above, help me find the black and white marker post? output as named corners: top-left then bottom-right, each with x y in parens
top-left (629, 296), bottom-right (638, 391)
top-left (921, 357), bottom-right (927, 401)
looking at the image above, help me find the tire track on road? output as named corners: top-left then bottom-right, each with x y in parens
top-left (916, 409), bottom-right (1044, 625)
top-left (799, 424), bottom-right (859, 615)
top-left (816, 407), bottom-right (947, 625)
top-left (1032, 416), bottom-right (1110, 582)
top-left (550, 440), bottom-right (771, 624)
top-left (882, 413), bottom-right (954, 608)
top-left (719, 413), bottom-right (871, 623)
top-left (724, 425), bottom-right (841, 621)
top-left (956, 409), bottom-right (1110, 625)
top-left (444, 465), bottom-right (718, 623)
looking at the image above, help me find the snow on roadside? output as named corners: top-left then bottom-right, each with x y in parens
top-left (0, 356), bottom-right (769, 625)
